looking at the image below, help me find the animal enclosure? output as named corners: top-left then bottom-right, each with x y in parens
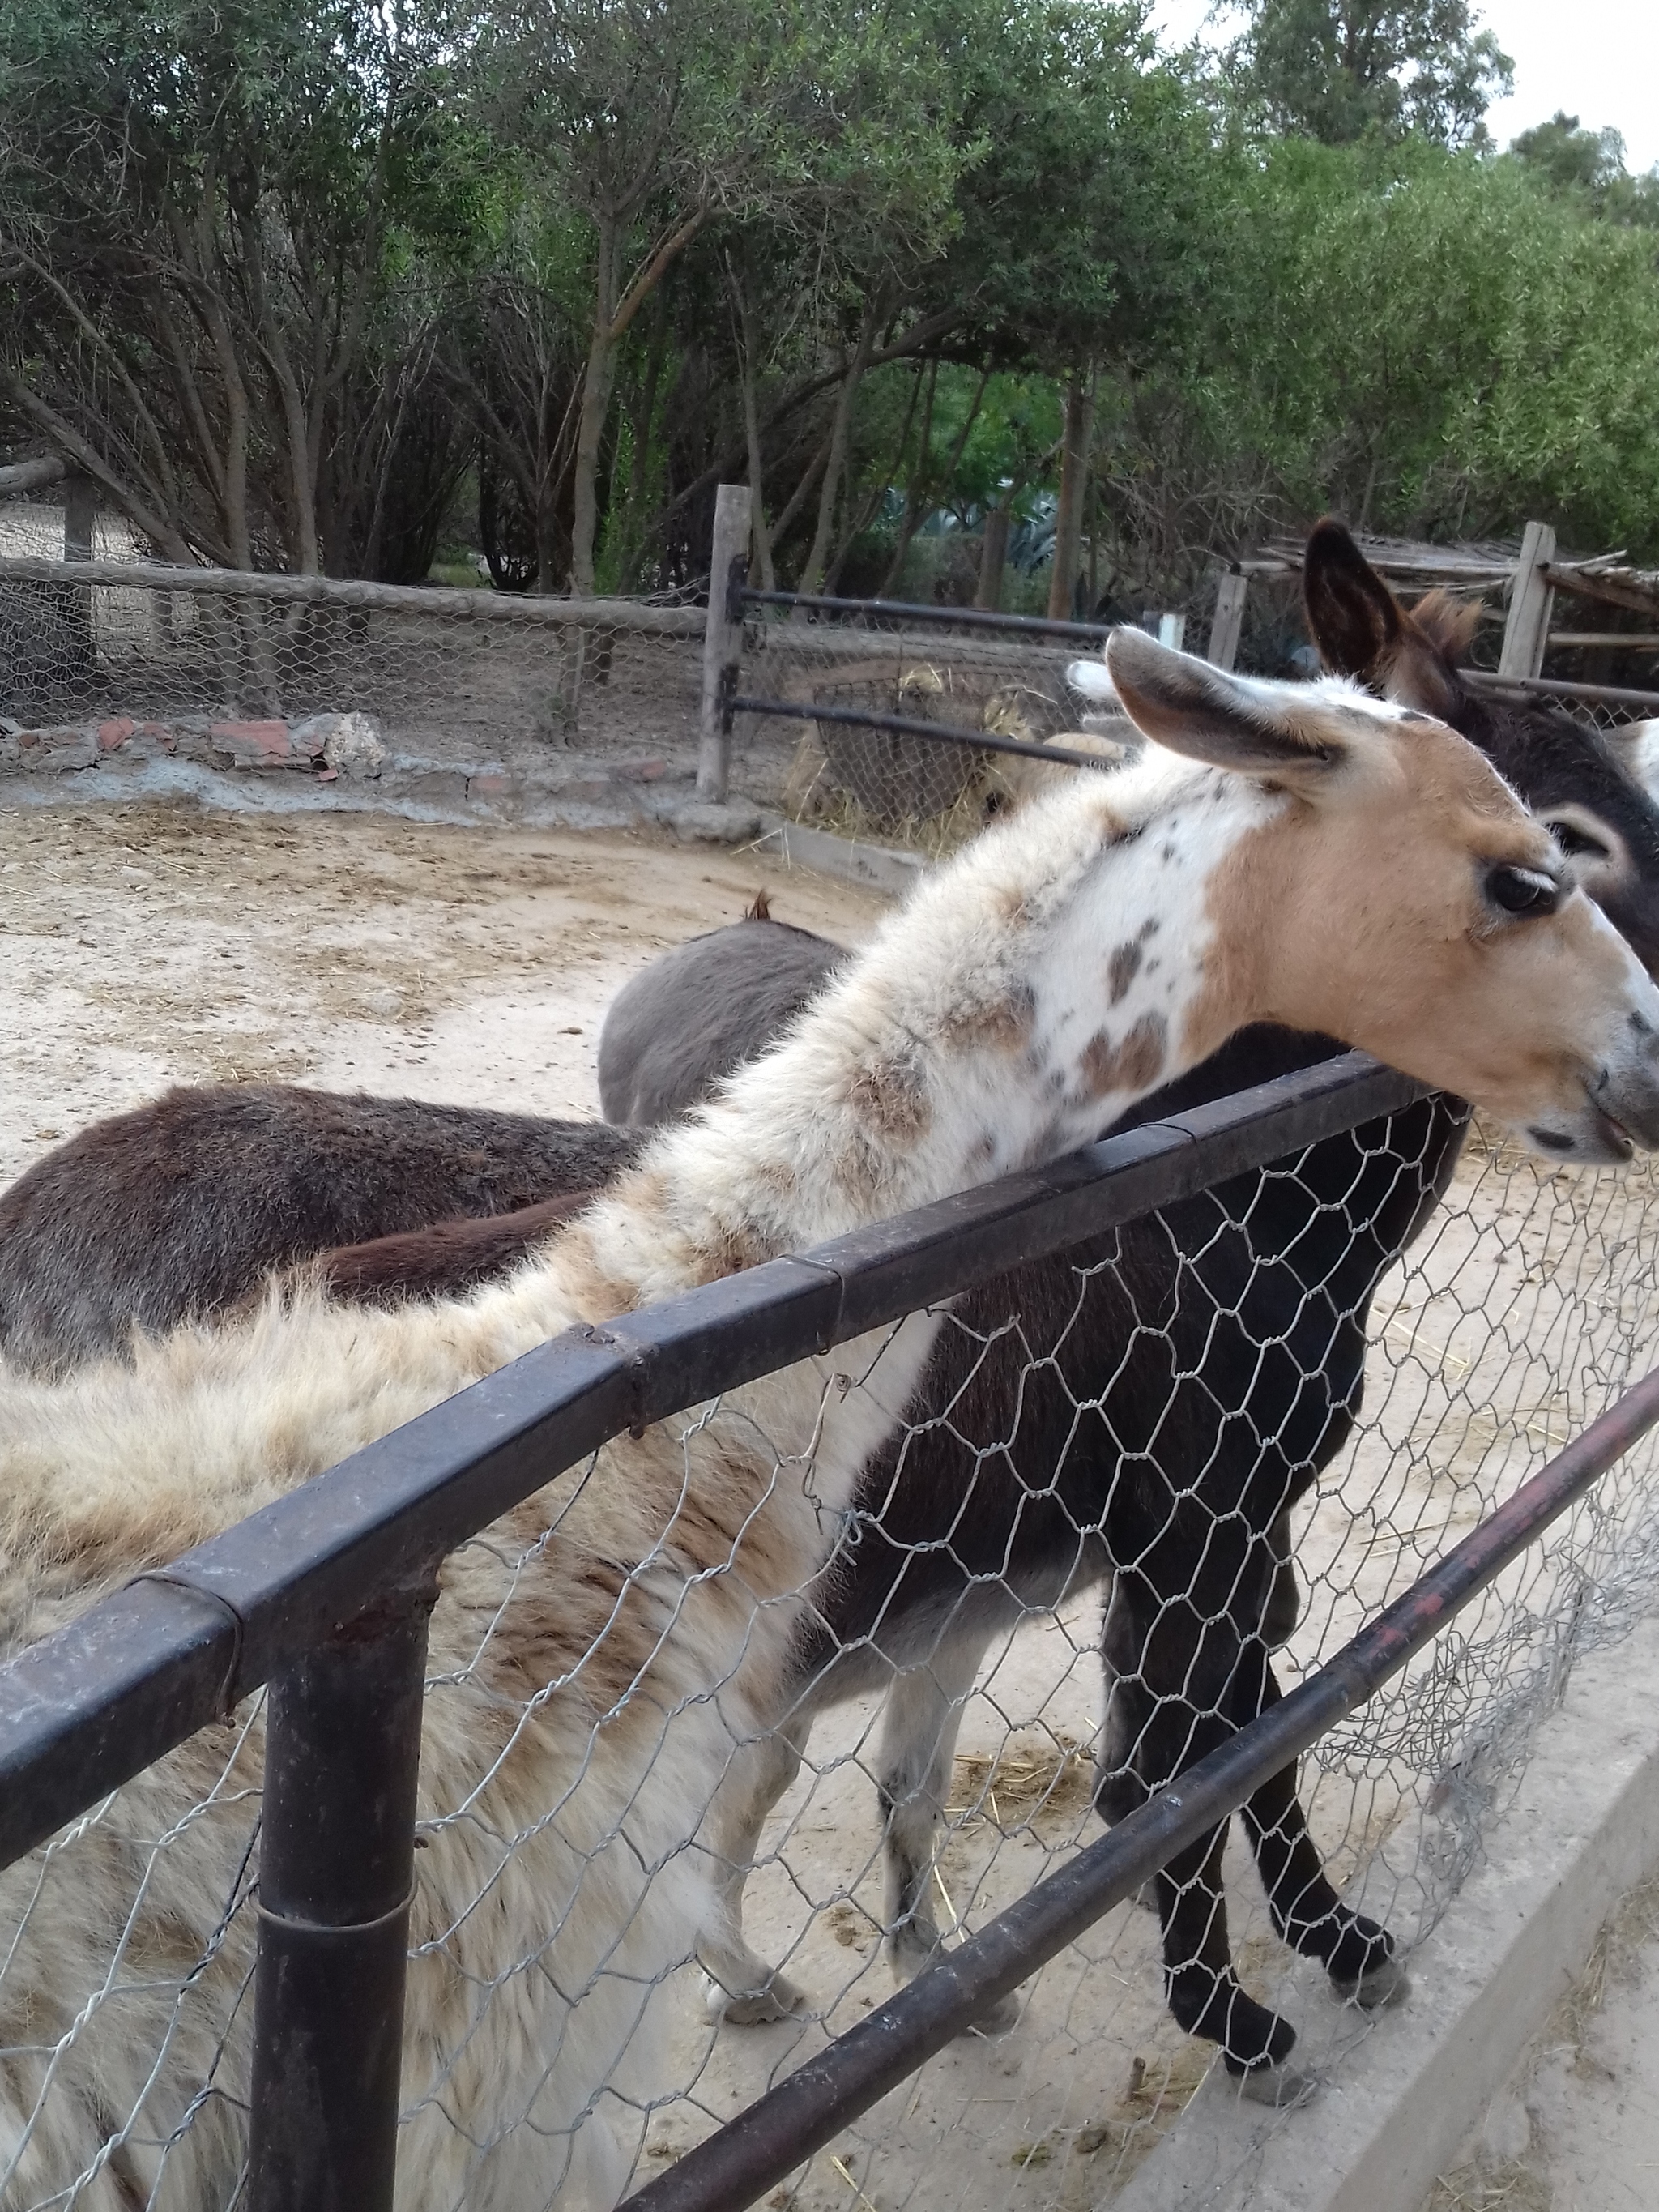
top-left (1, 1031), bottom-right (1657, 2210)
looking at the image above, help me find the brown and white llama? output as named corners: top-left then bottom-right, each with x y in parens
top-left (3, 632), bottom-right (1659, 2211)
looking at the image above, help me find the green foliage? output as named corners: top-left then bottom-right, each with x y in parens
top-left (5, 0), bottom-right (1658, 597)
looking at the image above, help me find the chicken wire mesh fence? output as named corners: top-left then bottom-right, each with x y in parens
top-left (729, 597), bottom-right (1124, 852)
top-left (0, 557), bottom-right (712, 783)
top-left (3, 1069), bottom-right (1659, 2212)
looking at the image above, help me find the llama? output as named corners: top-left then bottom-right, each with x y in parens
top-left (5, 633), bottom-right (1659, 2205)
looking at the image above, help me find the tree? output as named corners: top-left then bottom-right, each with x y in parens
top-left (1230, 0), bottom-right (1512, 148)
top-left (476, 0), bottom-right (963, 594)
top-left (0, 0), bottom-right (480, 572)
top-left (1509, 113), bottom-right (1659, 228)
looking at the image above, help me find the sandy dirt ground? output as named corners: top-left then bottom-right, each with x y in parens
top-left (4, 794), bottom-right (1658, 2212)
top-left (0, 800), bottom-right (885, 1189)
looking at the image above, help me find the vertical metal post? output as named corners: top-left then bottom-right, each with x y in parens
top-left (247, 1579), bottom-right (435, 2212)
top-left (1207, 570), bottom-right (1247, 670)
top-left (697, 482), bottom-right (753, 802)
top-left (1499, 519), bottom-right (1557, 679)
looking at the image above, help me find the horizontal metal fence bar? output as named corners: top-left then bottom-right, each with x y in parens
top-left (0, 1051), bottom-right (1426, 1871)
top-left (731, 694), bottom-right (1119, 771)
top-left (1462, 668), bottom-right (1659, 711)
top-left (740, 588), bottom-right (1115, 645)
top-left (0, 553), bottom-right (706, 636)
top-left (630, 1357), bottom-right (1659, 2212)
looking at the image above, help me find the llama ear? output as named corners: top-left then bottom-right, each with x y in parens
top-left (1106, 629), bottom-right (1346, 788)
top-left (1303, 516), bottom-right (1461, 719)
top-left (1303, 516), bottom-right (1401, 681)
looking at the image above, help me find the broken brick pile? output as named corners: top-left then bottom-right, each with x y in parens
top-left (0, 708), bottom-right (386, 780)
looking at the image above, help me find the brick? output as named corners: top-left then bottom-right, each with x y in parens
top-left (210, 718), bottom-right (292, 766)
top-left (97, 718), bottom-right (137, 752)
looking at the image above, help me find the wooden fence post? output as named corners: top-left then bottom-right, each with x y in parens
top-left (698, 482), bottom-right (753, 803)
top-left (1499, 521), bottom-right (1556, 680)
top-left (1207, 570), bottom-right (1247, 671)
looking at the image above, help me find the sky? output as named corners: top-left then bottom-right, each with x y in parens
top-left (1146, 0), bottom-right (1659, 174)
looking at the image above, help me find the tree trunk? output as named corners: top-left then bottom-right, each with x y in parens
top-left (569, 216), bottom-right (621, 596)
top-left (975, 499), bottom-right (1010, 610)
top-left (795, 305), bottom-right (880, 598)
top-left (876, 360), bottom-right (937, 596)
top-left (732, 274), bottom-right (777, 592)
top-left (1047, 367), bottom-right (1096, 622)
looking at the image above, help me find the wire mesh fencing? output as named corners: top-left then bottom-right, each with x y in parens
top-left (0, 557), bottom-right (710, 789)
top-left (731, 597), bottom-right (1128, 853)
top-left (2, 1062), bottom-right (1659, 2212)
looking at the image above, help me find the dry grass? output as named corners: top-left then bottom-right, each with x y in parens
top-left (949, 1730), bottom-right (1095, 1830)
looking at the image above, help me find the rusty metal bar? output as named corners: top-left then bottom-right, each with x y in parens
top-left (731, 693), bottom-right (1119, 772)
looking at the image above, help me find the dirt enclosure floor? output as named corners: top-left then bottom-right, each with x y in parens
top-left (0, 801), bottom-right (885, 1189)
top-left (5, 796), bottom-right (1659, 2212)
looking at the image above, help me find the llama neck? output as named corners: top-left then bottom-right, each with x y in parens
top-left (584, 754), bottom-right (1281, 1309)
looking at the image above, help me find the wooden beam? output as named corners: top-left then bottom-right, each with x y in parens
top-left (1543, 634), bottom-right (1659, 651)
top-left (1499, 521), bottom-right (1556, 679)
top-left (0, 455), bottom-right (66, 496)
top-left (1206, 571), bottom-right (1247, 670)
top-left (1541, 565), bottom-right (1659, 620)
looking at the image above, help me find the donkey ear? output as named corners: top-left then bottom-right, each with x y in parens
top-left (1106, 629), bottom-right (1344, 787)
top-left (1303, 516), bottom-right (1462, 719)
top-left (1303, 516), bottom-right (1401, 681)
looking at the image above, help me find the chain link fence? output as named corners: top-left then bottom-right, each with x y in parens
top-left (2, 1067), bottom-right (1658, 2210)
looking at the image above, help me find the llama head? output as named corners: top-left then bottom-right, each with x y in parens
top-left (1303, 515), bottom-right (1659, 973)
top-left (1105, 627), bottom-right (1659, 1163)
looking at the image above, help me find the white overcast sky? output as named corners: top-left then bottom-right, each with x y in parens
top-left (1147, 0), bottom-right (1659, 173)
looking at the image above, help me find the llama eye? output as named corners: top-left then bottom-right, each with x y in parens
top-left (1486, 865), bottom-right (1559, 916)
top-left (1548, 820), bottom-right (1610, 862)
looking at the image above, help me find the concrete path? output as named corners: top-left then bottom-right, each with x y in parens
top-left (1426, 1872), bottom-right (1659, 2211)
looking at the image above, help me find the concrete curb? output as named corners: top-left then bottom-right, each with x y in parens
top-left (1108, 1612), bottom-right (1659, 2212)
top-left (750, 811), bottom-right (928, 897)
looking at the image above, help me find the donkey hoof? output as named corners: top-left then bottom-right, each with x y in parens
top-left (1333, 1954), bottom-right (1411, 2011)
top-left (1229, 2057), bottom-right (1321, 2109)
top-left (702, 1969), bottom-right (809, 2026)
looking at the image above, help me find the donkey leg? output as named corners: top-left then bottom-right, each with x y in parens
top-left (697, 1719), bottom-right (817, 2023)
top-left (1098, 1552), bottom-right (1316, 2098)
top-left (875, 1636), bottom-right (1019, 2033)
top-left (1234, 1649), bottom-right (1410, 2010)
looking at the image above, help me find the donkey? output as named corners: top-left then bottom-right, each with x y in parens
top-left (0, 1086), bottom-right (644, 1374)
top-left (6, 534), bottom-right (1659, 2103)
top-left (5, 636), bottom-right (1657, 2206)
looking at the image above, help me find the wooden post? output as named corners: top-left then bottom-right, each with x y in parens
top-left (698, 482), bottom-right (752, 803)
top-left (1207, 570), bottom-right (1247, 670)
top-left (1499, 521), bottom-right (1556, 680)
top-left (1156, 613), bottom-right (1187, 653)
top-left (62, 470), bottom-right (97, 562)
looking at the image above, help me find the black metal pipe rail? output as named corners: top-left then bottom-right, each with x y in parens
top-left (1463, 668), bottom-right (1659, 711)
top-left (629, 1359), bottom-right (1659, 2212)
top-left (730, 694), bottom-right (1119, 772)
top-left (738, 587), bottom-right (1115, 646)
top-left (0, 1049), bottom-right (1418, 1872)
